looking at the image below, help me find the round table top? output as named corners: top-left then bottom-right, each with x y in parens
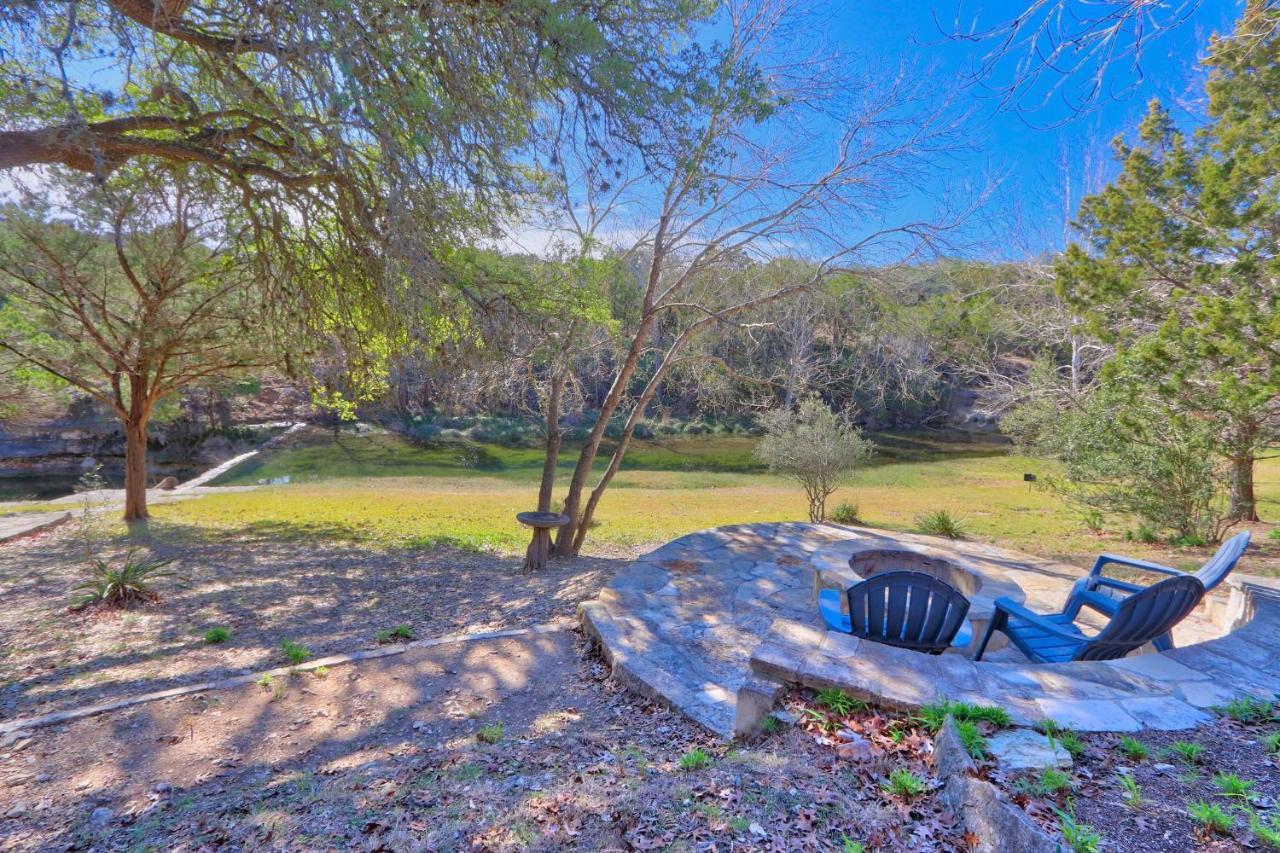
top-left (517, 511), bottom-right (571, 529)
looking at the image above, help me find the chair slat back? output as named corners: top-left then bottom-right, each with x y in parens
top-left (847, 570), bottom-right (971, 655)
top-left (1194, 531), bottom-right (1251, 591)
top-left (1075, 575), bottom-right (1205, 661)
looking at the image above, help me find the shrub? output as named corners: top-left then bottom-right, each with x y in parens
top-left (203, 627), bottom-right (231, 644)
top-left (1269, 529), bottom-right (1280, 542)
top-left (1116, 736), bottom-right (1149, 761)
top-left (72, 550), bottom-right (177, 609)
top-left (679, 748), bottom-right (712, 771)
top-left (915, 509), bottom-right (967, 539)
top-left (755, 397), bottom-right (874, 523)
top-left (830, 501), bottom-right (861, 525)
top-left (1187, 800), bottom-right (1234, 835)
top-left (280, 640), bottom-right (310, 665)
top-left (882, 768), bottom-right (927, 800)
top-left (476, 723), bottom-right (504, 744)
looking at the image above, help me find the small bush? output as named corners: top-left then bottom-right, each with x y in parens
top-left (1054, 807), bottom-right (1101, 853)
top-left (679, 748), bottom-right (712, 771)
top-left (829, 501), bottom-right (861, 524)
top-left (1213, 772), bottom-right (1255, 800)
top-left (280, 640), bottom-right (310, 665)
top-left (1118, 773), bottom-right (1141, 808)
top-left (1169, 741), bottom-right (1205, 765)
top-left (755, 397), bottom-right (874, 523)
top-left (203, 627), bottom-right (231, 644)
top-left (376, 624), bottom-right (415, 644)
top-left (1116, 736), bottom-right (1149, 761)
top-left (882, 768), bottom-right (927, 800)
top-left (72, 551), bottom-right (177, 609)
top-left (1216, 696), bottom-right (1275, 724)
top-left (1187, 800), bottom-right (1234, 835)
top-left (476, 723), bottom-right (504, 744)
top-left (915, 509), bottom-right (966, 539)
top-left (814, 688), bottom-right (865, 716)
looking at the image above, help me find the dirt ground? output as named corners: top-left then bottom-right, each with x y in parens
top-left (0, 525), bottom-right (635, 721)
top-left (1, 630), bottom-right (964, 851)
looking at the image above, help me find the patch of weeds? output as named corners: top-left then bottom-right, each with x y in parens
top-left (814, 688), bottom-right (865, 716)
top-left (311, 666), bottom-right (329, 679)
top-left (1016, 767), bottom-right (1072, 798)
top-left (1116, 735), bottom-right (1149, 761)
top-left (830, 502), bottom-right (861, 524)
top-left (840, 838), bottom-right (865, 853)
top-left (1118, 772), bottom-right (1142, 809)
top-left (202, 627), bottom-right (231, 644)
top-left (882, 768), bottom-right (927, 800)
top-left (1187, 800), bottom-right (1234, 835)
top-left (476, 722), bottom-right (504, 744)
top-left (915, 509), bottom-right (967, 539)
top-left (919, 700), bottom-right (1011, 732)
top-left (1169, 741), bottom-right (1205, 765)
top-left (1213, 772), bottom-right (1256, 801)
top-left (802, 707), bottom-right (840, 733)
top-left (760, 715), bottom-right (780, 735)
top-left (1037, 720), bottom-right (1086, 760)
top-left (679, 748), bottom-right (713, 771)
top-left (1270, 528), bottom-right (1280, 542)
top-left (256, 674), bottom-right (274, 691)
top-left (449, 763), bottom-right (484, 782)
top-left (1265, 731), bottom-right (1280, 754)
top-left (1215, 696), bottom-right (1275, 724)
top-left (375, 624), bottom-right (414, 644)
top-left (279, 640), bottom-right (310, 665)
top-left (1251, 813), bottom-right (1280, 850)
top-left (1054, 805), bottom-right (1101, 853)
top-left (729, 816), bottom-right (751, 834)
top-left (954, 719), bottom-right (988, 759)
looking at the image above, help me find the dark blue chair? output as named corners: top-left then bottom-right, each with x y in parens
top-left (819, 570), bottom-right (971, 655)
top-left (973, 574), bottom-right (1205, 663)
top-left (1064, 531), bottom-right (1250, 651)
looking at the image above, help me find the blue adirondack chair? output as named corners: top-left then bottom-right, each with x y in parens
top-left (1064, 531), bottom-right (1250, 651)
top-left (819, 570), bottom-right (972, 655)
top-left (972, 574), bottom-right (1205, 663)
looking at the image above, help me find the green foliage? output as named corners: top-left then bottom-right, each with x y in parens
top-left (1188, 800), bottom-right (1234, 835)
top-left (1269, 529), bottom-right (1280, 542)
top-left (915, 509), bottom-right (967, 539)
top-left (203, 627), bottom-right (231, 645)
top-left (840, 838), bottom-right (865, 853)
top-left (376, 625), bottom-right (415, 644)
top-left (919, 701), bottom-right (1012, 732)
top-left (1016, 767), bottom-right (1072, 798)
top-left (476, 723), bottom-right (504, 745)
top-left (1116, 736), bottom-right (1150, 761)
top-left (1053, 731), bottom-right (1087, 760)
top-left (280, 641), bottom-right (310, 666)
top-left (678, 748), bottom-right (712, 771)
top-left (814, 689), bottom-right (866, 716)
top-left (1264, 731), bottom-right (1280, 754)
top-left (1252, 813), bottom-right (1280, 850)
top-left (1169, 741), bottom-right (1205, 765)
top-left (830, 501), bottom-right (862, 524)
top-left (72, 551), bottom-right (177, 609)
top-left (1118, 773), bottom-right (1142, 809)
top-left (1213, 772), bottom-right (1255, 801)
top-left (1054, 806), bottom-right (1101, 853)
top-left (756, 397), bottom-right (874, 523)
top-left (882, 768), bottom-right (927, 800)
top-left (954, 720), bottom-right (988, 759)
top-left (760, 715), bottom-right (780, 735)
top-left (1216, 696), bottom-right (1275, 724)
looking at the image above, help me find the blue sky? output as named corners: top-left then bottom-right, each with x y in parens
top-left (817, 0), bottom-right (1243, 258)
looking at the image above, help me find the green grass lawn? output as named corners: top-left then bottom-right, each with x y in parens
top-left (149, 429), bottom-right (1280, 575)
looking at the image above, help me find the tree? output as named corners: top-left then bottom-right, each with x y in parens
top-left (0, 0), bottom-right (710, 383)
top-left (0, 166), bottom-right (271, 520)
top-left (544, 0), bottom-right (969, 556)
top-left (756, 396), bottom-right (873, 523)
top-left (1055, 1), bottom-right (1280, 521)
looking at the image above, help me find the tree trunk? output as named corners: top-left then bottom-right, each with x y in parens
top-left (1228, 452), bottom-right (1259, 522)
top-left (537, 371), bottom-right (564, 513)
top-left (123, 417), bottom-right (150, 522)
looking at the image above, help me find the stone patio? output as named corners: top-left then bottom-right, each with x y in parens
top-left (579, 523), bottom-right (1280, 738)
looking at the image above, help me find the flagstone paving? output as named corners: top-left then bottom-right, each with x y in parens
top-left (580, 523), bottom-right (1280, 738)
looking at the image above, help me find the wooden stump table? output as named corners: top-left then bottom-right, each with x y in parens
top-left (517, 511), bottom-right (571, 572)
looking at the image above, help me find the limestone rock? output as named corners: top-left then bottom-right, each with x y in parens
top-left (987, 729), bottom-right (1072, 771)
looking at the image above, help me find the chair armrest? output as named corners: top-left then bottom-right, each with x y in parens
top-left (1091, 553), bottom-right (1179, 578)
top-left (992, 597), bottom-right (1088, 640)
top-left (1090, 576), bottom-right (1145, 594)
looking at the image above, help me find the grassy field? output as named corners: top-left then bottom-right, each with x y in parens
top-left (148, 428), bottom-right (1280, 573)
